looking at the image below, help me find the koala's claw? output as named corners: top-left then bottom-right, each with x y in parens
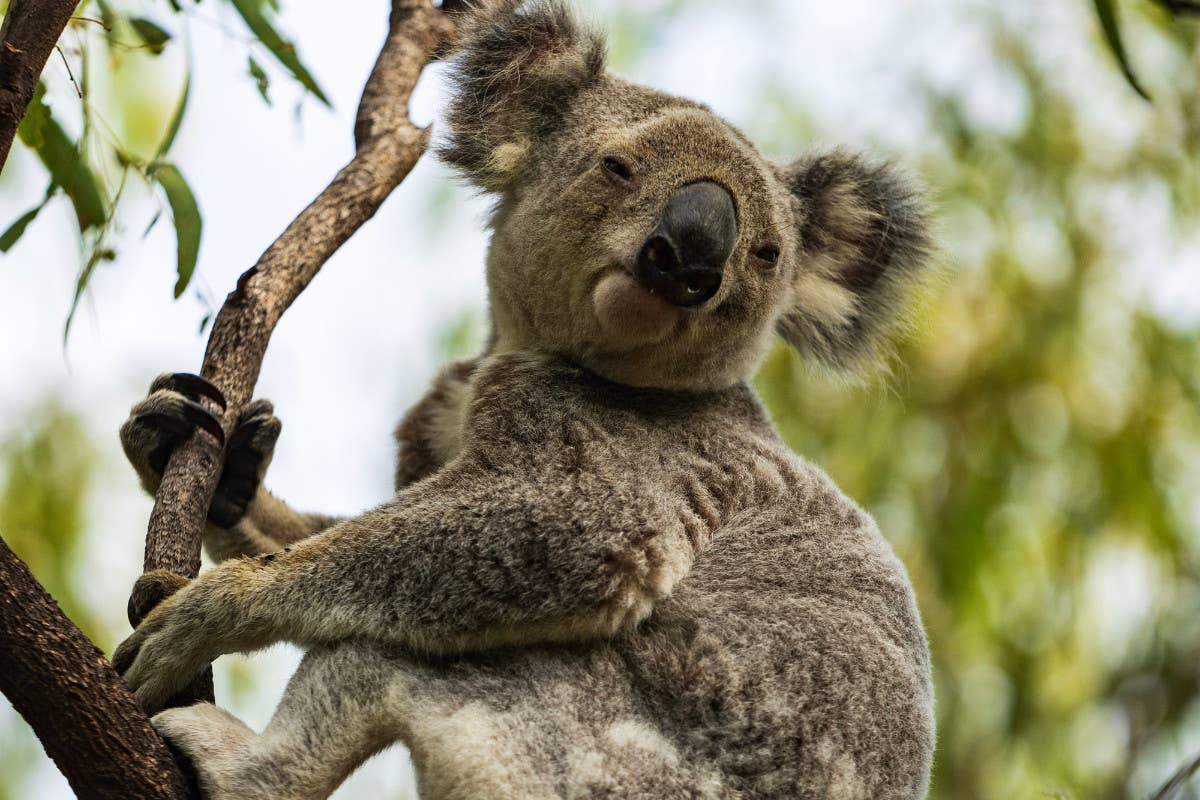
top-left (137, 399), bottom-right (226, 451)
top-left (151, 372), bottom-right (227, 411)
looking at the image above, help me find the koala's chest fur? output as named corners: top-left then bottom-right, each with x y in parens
top-left (385, 353), bottom-right (935, 799)
top-left (394, 353), bottom-right (797, 522)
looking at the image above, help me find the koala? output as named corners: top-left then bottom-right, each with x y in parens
top-left (113, 2), bottom-right (936, 799)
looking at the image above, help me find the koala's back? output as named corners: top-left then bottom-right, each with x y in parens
top-left (381, 356), bottom-right (933, 800)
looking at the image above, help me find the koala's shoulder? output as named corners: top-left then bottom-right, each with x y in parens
top-left (459, 353), bottom-right (592, 453)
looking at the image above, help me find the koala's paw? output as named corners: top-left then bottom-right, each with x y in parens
top-left (120, 373), bottom-right (226, 493)
top-left (153, 704), bottom-right (259, 800)
top-left (120, 373), bottom-right (282, 528)
top-left (112, 596), bottom-right (211, 715)
top-left (209, 399), bottom-right (281, 529)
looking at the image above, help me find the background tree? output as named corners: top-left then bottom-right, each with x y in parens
top-left (1, 0), bottom-right (1199, 798)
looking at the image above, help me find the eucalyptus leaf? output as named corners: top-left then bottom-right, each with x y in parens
top-left (230, 0), bottom-right (330, 107)
top-left (0, 204), bottom-right (46, 253)
top-left (248, 56), bottom-right (271, 105)
top-left (16, 83), bottom-right (108, 232)
top-left (155, 72), bottom-right (191, 160)
top-left (63, 245), bottom-right (117, 343)
top-left (1092, 0), bottom-right (1151, 100)
top-left (130, 18), bottom-right (172, 54)
top-left (150, 164), bottom-right (203, 298)
top-left (143, 209), bottom-right (163, 239)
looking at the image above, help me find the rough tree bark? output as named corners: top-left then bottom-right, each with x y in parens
top-left (0, 0), bottom-right (80, 169)
top-left (0, 0), bottom-right (463, 796)
top-left (0, 538), bottom-right (195, 800)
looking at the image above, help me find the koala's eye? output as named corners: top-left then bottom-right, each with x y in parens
top-left (753, 245), bottom-right (781, 268)
top-left (601, 156), bottom-right (635, 184)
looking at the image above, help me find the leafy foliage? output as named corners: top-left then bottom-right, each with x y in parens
top-left (1092, 0), bottom-right (1151, 99)
top-left (0, 0), bottom-right (329, 339)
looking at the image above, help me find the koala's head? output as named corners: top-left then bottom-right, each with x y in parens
top-left (441, 1), bottom-right (933, 391)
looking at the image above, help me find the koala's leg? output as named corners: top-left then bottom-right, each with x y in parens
top-left (153, 643), bottom-right (396, 800)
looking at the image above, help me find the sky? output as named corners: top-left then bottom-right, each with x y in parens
top-left (0, 0), bottom-right (1196, 796)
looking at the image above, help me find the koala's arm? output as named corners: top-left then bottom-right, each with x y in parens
top-left (115, 458), bottom-right (692, 712)
top-left (203, 487), bottom-right (343, 562)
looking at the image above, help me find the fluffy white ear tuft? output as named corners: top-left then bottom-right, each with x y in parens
top-left (776, 150), bottom-right (933, 369)
top-left (440, 0), bottom-right (606, 192)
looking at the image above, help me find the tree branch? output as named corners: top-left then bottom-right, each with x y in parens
top-left (0, 0), bottom-right (80, 170)
top-left (0, 0), bottom-right (460, 793)
top-left (134, 0), bottom-right (458, 709)
top-left (0, 536), bottom-right (197, 799)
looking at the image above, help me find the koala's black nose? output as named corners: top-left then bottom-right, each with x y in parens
top-left (636, 181), bottom-right (738, 308)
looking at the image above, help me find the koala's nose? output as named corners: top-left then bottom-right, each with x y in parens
top-left (636, 181), bottom-right (738, 308)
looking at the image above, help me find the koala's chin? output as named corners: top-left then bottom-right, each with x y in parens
top-left (592, 271), bottom-right (682, 347)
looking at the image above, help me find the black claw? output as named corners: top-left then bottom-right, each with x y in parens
top-left (154, 373), bottom-right (227, 411)
top-left (178, 400), bottom-right (226, 447)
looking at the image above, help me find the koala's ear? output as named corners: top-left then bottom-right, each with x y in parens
top-left (440, 1), bottom-right (606, 191)
top-left (776, 150), bottom-right (933, 369)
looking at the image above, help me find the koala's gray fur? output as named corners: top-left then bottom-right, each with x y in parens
top-left (114, 3), bottom-right (936, 798)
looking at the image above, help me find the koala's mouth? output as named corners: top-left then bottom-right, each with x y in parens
top-left (591, 270), bottom-right (683, 347)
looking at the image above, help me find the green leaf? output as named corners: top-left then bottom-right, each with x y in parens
top-left (229, 0), bottom-right (330, 107)
top-left (0, 188), bottom-right (54, 252)
top-left (151, 164), bottom-right (203, 297)
top-left (130, 18), bottom-right (172, 54)
top-left (0, 207), bottom-right (43, 252)
top-left (248, 56), bottom-right (271, 105)
top-left (95, 0), bottom-right (119, 31)
top-left (64, 245), bottom-right (117, 343)
top-left (16, 83), bottom-right (109, 232)
top-left (1092, 0), bottom-right (1151, 101)
top-left (143, 209), bottom-right (163, 239)
top-left (155, 71), bottom-right (191, 160)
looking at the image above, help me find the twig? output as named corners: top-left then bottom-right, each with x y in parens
top-left (1150, 749), bottom-right (1200, 800)
top-left (56, 45), bottom-right (82, 98)
top-left (70, 15), bottom-right (113, 32)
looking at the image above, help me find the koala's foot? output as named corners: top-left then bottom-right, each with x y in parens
top-left (120, 373), bottom-right (281, 527)
top-left (209, 399), bottom-right (280, 528)
top-left (153, 704), bottom-right (263, 800)
top-left (154, 700), bottom-right (358, 800)
top-left (120, 373), bottom-right (226, 487)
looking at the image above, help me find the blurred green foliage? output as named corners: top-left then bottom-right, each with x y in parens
top-left (0, 406), bottom-right (97, 797)
top-left (750, 8), bottom-right (1200, 800)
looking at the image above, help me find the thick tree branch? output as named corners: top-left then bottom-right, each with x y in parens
top-left (0, 0), bottom-right (79, 170)
top-left (0, 537), bottom-right (196, 799)
top-left (0, 0), bottom-right (461, 794)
